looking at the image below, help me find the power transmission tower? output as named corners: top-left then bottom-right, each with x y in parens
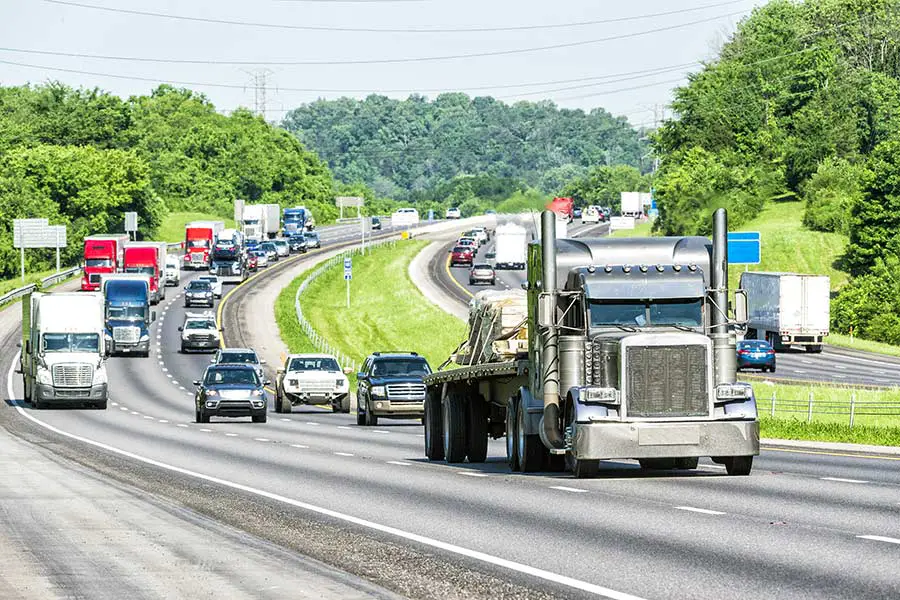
top-left (244, 68), bottom-right (275, 118)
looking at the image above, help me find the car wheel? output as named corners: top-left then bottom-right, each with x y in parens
top-left (274, 391), bottom-right (283, 413)
top-left (195, 408), bottom-right (201, 423)
top-left (770, 364), bottom-right (776, 373)
top-left (252, 413), bottom-right (267, 423)
top-left (490, 279), bottom-right (496, 285)
top-left (340, 394), bottom-right (351, 413)
top-left (199, 409), bottom-right (210, 424)
top-left (724, 456), bottom-right (753, 476)
top-left (364, 405), bottom-right (378, 426)
top-left (180, 344), bottom-right (187, 353)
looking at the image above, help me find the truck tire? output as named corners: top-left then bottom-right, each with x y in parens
top-left (280, 394), bottom-right (292, 414)
top-left (364, 406), bottom-right (378, 426)
top-left (571, 458), bottom-right (599, 479)
top-left (95, 400), bottom-right (108, 410)
top-left (252, 413), bottom-right (267, 423)
top-left (516, 400), bottom-right (543, 472)
top-left (724, 456), bottom-right (753, 476)
top-left (466, 395), bottom-right (489, 463)
top-left (198, 409), bottom-right (210, 424)
top-left (506, 398), bottom-right (519, 471)
top-left (424, 392), bottom-right (444, 461)
top-left (340, 394), bottom-right (351, 414)
top-left (274, 391), bottom-right (283, 413)
top-left (356, 407), bottom-right (366, 426)
top-left (442, 391), bottom-right (467, 463)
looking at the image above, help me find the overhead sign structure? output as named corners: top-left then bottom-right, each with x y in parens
top-left (124, 212), bottom-right (138, 238)
top-left (727, 231), bottom-right (761, 265)
top-left (335, 196), bottom-right (364, 221)
top-left (343, 256), bottom-right (352, 308)
top-left (609, 216), bottom-right (635, 232)
top-left (234, 199), bottom-right (245, 223)
top-left (13, 218), bottom-right (67, 281)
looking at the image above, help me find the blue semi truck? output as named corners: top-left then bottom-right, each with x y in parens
top-left (100, 274), bottom-right (155, 357)
top-left (282, 206), bottom-right (313, 236)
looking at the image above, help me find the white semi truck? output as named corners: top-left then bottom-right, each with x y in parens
top-left (423, 209), bottom-right (758, 478)
top-left (242, 204), bottom-right (281, 241)
top-left (493, 222), bottom-right (527, 270)
top-left (20, 291), bottom-right (109, 409)
top-left (740, 272), bottom-right (830, 352)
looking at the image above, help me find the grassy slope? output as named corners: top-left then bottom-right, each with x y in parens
top-left (157, 211), bottom-right (236, 243)
top-left (279, 240), bottom-right (467, 379)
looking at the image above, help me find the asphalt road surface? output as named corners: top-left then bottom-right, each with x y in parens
top-left (433, 220), bottom-right (900, 388)
top-left (2, 218), bottom-right (899, 599)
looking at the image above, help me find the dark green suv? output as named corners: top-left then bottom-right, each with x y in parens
top-left (356, 352), bottom-right (431, 426)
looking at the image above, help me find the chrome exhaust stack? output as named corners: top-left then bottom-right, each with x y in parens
top-left (540, 210), bottom-right (565, 450)
top-left (711, 208), bottom-right (736, 384)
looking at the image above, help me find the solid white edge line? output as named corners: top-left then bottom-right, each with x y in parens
top-left (857, 535), bottom-right (900, 545)
top-left (674, 506), bottom-right (726, 516)
top-left (820, 477), bottom-right (869, 484)
top-left (550, 486), bottom-right (589, 493)
top-left (6, 351), bottom-right (645, 600)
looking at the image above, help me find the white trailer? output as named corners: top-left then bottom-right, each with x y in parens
top-left (493, 223), bottom-right (527, 270)
top-left (262, 204), bottom-right (281, 238)
top-left (20, 291), bottom-right (109, 409)
top-left (740, 272), bottom-right (830, 352)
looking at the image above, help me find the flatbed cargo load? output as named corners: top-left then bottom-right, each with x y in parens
top-left (455, 290), bottom-right (527, 365)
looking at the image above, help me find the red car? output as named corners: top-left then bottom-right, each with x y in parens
top-left (450, 245), bottom-right (475, 267)
top-left (246, 252), bottom-right (258, 271)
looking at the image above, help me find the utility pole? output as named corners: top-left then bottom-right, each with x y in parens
top-left (244, 68), bottom-right (275, 119)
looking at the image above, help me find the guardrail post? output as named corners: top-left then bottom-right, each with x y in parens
top-left (849, 392), bottom-right (856, 428)
top-left (770, 391), bottom-right (776, 418)
top-left (807, 390), bottom-right (813, 423)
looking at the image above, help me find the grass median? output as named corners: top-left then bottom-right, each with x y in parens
top-left (275, 240), bottom-right (467, 383)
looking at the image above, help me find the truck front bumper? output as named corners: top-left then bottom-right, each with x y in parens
top-left (369, 398), bottom-right (424, 418)
top-left (35, 383), bottom-right (108, 405)
top-left (110, 339), bottom-right (150, 355)
top-left (285, 390), bottom-right (347, 406)
top-left (572, 420), bottom-right (759, 461)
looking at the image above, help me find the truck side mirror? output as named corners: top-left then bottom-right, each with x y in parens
top-left (733, 289), bottom-right (748, 324)
top-left (343, 367), bottom-right (352, 375)
top-left (537, 292), bottom-right (556, 327)
top-left (357, 372), bottom-right (366, 380)
top-left (259, 359), bottom-right (266, 365)
top-left (177, 326), bottom-right (183, 332)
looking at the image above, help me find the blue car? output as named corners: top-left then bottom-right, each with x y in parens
top-left (736, 340), bottom-right (776, 372)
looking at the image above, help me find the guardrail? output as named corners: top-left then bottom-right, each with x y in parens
top-left (0, 283), bottom-right (38, 308)
top-left (0, 265), bottom-right (84, 309)
top-left (294, 238), bottom-right (397, 372)
top-left (757, 390), bottom-right (900, 427)
top-left (40, 266), bottom-right (82, 288)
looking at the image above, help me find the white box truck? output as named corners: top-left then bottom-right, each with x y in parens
top-left (19, 291), bottom-right (109, 409)
top-left (493, 223), bottom-right (527, 270)
top-left (740, 272), bottom-right (830, 352)
top-left (262, 204), bottom-right (281, 238)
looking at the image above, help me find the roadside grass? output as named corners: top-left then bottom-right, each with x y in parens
top-left (730, 200), bottom-right (847, 291)
top-left (0, 266), bottom-right (82, 301)
top-left (760, 418), bottom-right (900, 447)
top-left (824, 333), bottom-right (900, 358)
top-left (609, 219), bottom-right (653, 238)
top-left (273, 271), bottom-right (317, 356)
top-left (157, 211), bottom-right (236, 243)
top-left (295, 240), bottom-right (466, 382)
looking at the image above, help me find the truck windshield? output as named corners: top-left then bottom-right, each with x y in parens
top-left (125, 266), bottom-right (155, 276)
top-left (205, 368), bottom-right (259, 386)
top-left (589, 299), bottom-right (703, 328)
top-left (187, 240), bottom-right (209, 249)
top-left (107, 306), bottom-right (146, 320)
top-left (289, 357), bottom-right (340, 371)
top-left (85, 258), bottom-right (113, 267)
top-left (43, 333), bottom-right (100, 353)
top-left (186, 320), bottom-right (216, 329)
top-left (372, 359), bottom-right (431, 377)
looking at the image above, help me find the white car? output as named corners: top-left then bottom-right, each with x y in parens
top-left (445, 207), bottom-right (461, 219)
top-left (253, 250), bottom-right (269, 268)
top-left (164, 256), bottom-right (180, 286)
top-left (468, 227), bottom-right (489, 245)
top-left (391, 207), bottom-right (420, 228)
top-left (582, 205), bottom-right (602, 223)
top-left (211, 347), bottom-right (265, 381)
top-left (179, 312), bottom-right (220, 353)
top-left (198, 274), bottom-right (223, 298)
top-left (275, 353), bottom-right (350, 414)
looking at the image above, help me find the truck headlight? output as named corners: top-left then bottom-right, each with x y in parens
top-left (716, 383), bottom-right (754, 401)
top-left (36, 367), bottom-right (53, 385)
top-left (206, 390), bottom-right (218, 397)
top-left (371, 385), bottom-right (386, 397)
top-left (581, 386), bottom-right (620, 405)
top-left (140, 334), bottom-right (150, 342)
top-left (251, 388), bottom-right (264, 396)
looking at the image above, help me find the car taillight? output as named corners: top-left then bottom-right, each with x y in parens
top-left (738, 350), bottom-right (749, 355)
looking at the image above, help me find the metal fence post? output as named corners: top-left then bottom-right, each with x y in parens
top-left (849, 392), bottom-right (856, 428)
top-left (771, 391), bottom-right (776, 418)
top-left (807, 390), bottom-right (813, 423)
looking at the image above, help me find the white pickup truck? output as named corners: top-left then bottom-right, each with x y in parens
top-left (275, 353), bottom-right (350, 413)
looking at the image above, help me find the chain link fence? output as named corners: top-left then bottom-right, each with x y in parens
top-left (294, 238), bottom-right (397, 373)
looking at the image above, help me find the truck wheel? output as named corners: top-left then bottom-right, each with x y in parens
top-left (724, 456), bottom-right (753, 476)
top-left (252, 413), bottom-right (267, 423)
top-left (96, 400), bottom-right (108, 410)
top-left (195, 408), bottom-right (201, 423)
top-left (274, 391), bottom-right (283, 413)
top-left (516, 400), bottom-right (543, 472)
top-left (280, 394), bottom-right (292, 414)
top-left (424, 392), bottom-right (444, 461)
top-left (571, 458), bottom-right (599, 479)
top-left (198, 409), bottom-right (210, 424)
top-left (340, 394), bottom-right (351, 414)
top-left (364, 406), bottom-right (378, 426)
top-left (466, 395), bottom-right (489, 463)
top-left (442, 392), bottom-right (467, 463)
top-left (506, 398), bottom-right (519, 471)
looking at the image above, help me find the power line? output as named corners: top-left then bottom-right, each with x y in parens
top-left (0, 9), bottom-right (748, 66)
top-left (42, 0), bottom-right (750, 34)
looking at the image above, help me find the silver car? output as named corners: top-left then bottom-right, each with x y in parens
top-left (211, 348), bottom-right (266, 381)
top-left (272, 239), bottom-right (290, 257)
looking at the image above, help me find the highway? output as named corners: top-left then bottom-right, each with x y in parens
top-left (2, 218), bottom-right (900, 599)
top-left (432, 220), bottom-right (900, 388)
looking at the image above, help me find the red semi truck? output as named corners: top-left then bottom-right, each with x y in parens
top-left (82, 234), bottom-right (130, 291)
top-left (183, 221), bottom-right (224, 270)
top-left (123, 241), bottom-right (168, 304)
top-left (547, 197), bottom-right (574, 223)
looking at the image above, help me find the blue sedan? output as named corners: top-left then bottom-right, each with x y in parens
top-left (737, 340), bottom-right (776, 372)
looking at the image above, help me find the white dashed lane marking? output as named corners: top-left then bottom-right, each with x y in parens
top-left (821, 477), bottom-right (869, 484)
top-left (387, 461), bottom-right (412, 466)
top-left (858, 535), bottom-right (900, 545)
top-left (254, 438), bottom-right (270, 442)
top-left (334, 452), bottom-right (354, 457)
top-left (550, 486), bottom-right (588, 493)
top-left (290, 444), bottom-right (309, 449)
top-left (674, 506), bottom-right (726, 515)
top-left (458, 472), bottom-right (488, 478)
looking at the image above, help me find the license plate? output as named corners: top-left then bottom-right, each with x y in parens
top-left (752, 352), bottom-right (765, 358)
top-left (639, 426), bottom-right (701, 446)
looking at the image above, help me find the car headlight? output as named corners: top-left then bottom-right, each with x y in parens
top-left (251, 388), bottom-right (264, 396)
top-left (205, 400), bottom-right (218, 408)
top-left (251, 400), bottom-right (265, 408)
top-left (36, 367), bottom-right (53, 385)
top-left (371, 385), bottom-right (386, 397)
top-left (206, 389), bottom-right (218, 397)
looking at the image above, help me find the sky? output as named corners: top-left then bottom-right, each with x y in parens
top-left (0, 0), bottom-right (765, 128)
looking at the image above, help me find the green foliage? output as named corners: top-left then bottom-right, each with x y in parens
top-left (801, 157), bottom-right (866, 235)
top-left (282, 94), bottom-right (646, 200)
top-left (560, 164), bottom-right (648, 211)
top-left (832, 255), bottom-right (900, 343)
top-left (156, 211), bottom-right (237, 243)
top-left (495, 188), bottom-right (548, 214)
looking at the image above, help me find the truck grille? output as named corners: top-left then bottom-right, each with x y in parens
top-left (89, 273), bottom-right (101, 284)
top-left (191, 253), bottom-right (205, 264)
top-left (215, 266), bottom-right (231, 276)
top-left (386, 383), bottom-right (426, 401)
top-left (113, 326), bottom-right (140, 343)
top-left (292, 381), bottom-right (335, 393)
top-left (189, 334), bottom-right (215, 342)
top-left (625, 345), bottom-right (708, 418)
top-left (51, 364), bottom-right (93, 388)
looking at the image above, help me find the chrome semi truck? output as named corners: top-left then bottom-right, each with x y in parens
top-left (423, 209), bottom-right (759, 477)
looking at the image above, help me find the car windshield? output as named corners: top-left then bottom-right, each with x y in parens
top-left (274, 241), bottom-right (287, 247)
top-left (42, 333), bottom-right (100, 353)
top-left (205, 368), bottom-right (259, 386)
top-left (739, 341), bottom-right (772, 350)
top-left (186, 320), bottom-right (215, 330)
top-left (304, 233), bottom-right (318, 240)
top-left (473, 264), bottom-right (492, 270)
top-left (453, 247), bottom-right (471, 253)
top-left (220, 352), bottom-right (258, 364)
top-left (125, 266), bottom-right (155, 276)
top-left (288, 357), bottom-right (340, 371)
top-left (187, 281), bottom-right (210, 291)
top-left (107, 306), bottom-right (145, 320)
top-left (371, 359), bottom-right (431, 377)
top-left (261, 244), bottom-right (275, 251)
top-left (254, 251), bottom-right (266, 257)
top-left (200, 277), bottom-right (217, 283)
top-left (85, 258), bottom-right (112, 267)
top-left (588, 300), bottom-right (703, 328)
